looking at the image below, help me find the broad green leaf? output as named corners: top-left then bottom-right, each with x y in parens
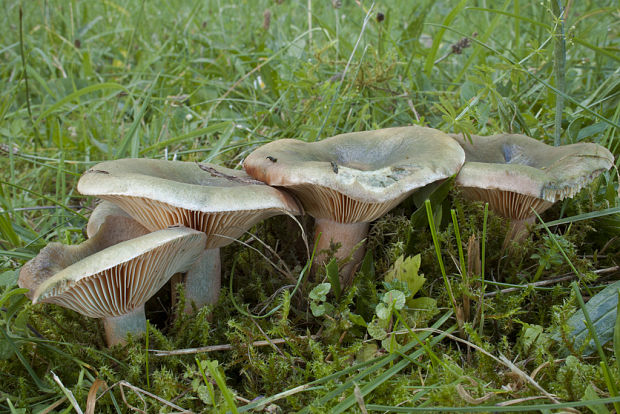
top-left (554, 281), bottom-right (620, 355)
top-left (407, 177), bottom-right (455, 235)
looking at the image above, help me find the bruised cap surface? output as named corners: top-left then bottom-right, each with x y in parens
top-left (77, 159), bottom-right (301, 248)
top-left (243, 126), bottom-right (465, 222)
top-left (30, 227), bottom-right (206, 318)
top-left (452, 133), bottom-right (614, 219)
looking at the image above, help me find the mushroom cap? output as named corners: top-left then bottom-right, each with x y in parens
top-left (77, 159), bottom-right (301, 248)
top-left (19, 211), bottom-right (150, 300)
top-left (452, 133), bottom-right (614, 219)
top-left (86, 201), bottom-right (148, 239)
top-left (243, 126), bottom-right (465, 223)
top-left (30, 227), bottom-right (206, 318)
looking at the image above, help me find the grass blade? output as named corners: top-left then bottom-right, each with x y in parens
top-left (424, 0), bottom-right (468, 76)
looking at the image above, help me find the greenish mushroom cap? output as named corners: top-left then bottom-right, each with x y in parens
top-left (452, 133), bottom-right (614, 219)
top-left (243, 126), bottom-right (465, 223)
top-left (77, 159), bottom-right (301, 248)
top-left (29, 227), bottom-right (206, 318)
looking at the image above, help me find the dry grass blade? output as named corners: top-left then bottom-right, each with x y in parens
top-left (99, 380), bottom-right (192, 413)
top-left (51, 371), bottom-right (84, 414)
top-left (498, 354), bottom-right (576, 411)
top-left (38, 397), bottom-right (68, 414)
top-left (484, 266), bottom-right (619, 297)
top-left (150, 335), bottom-right (318, 356)
top-left (496, 395), bottom-right (549, 406)
top-left (455, 380), bottom-right (493, 404)
top-left (354, 382), bottom-right (369, 414)
top-left (86, 379), bottom-right (107, 414)
top-left (411, 329), bottom-right (570, 409)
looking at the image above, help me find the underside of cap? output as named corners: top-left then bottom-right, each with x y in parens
top-left (87, 201), bottom-right (144, 238)
top-left (460, 187), bottom-right (554, 220)
top-left (289, 184), bottom-right (413, 223)
top-left (453, 134), bottom-right (615, 203)
top-left (31, 227), bottom-right (205, 318)
top-left (243, 126), bottom-right (465, 219)
top-left (78, 159), bottom-right (301, 246)
top-left (100, 194), bottom-right (292, 248)
top-left (19, 213), bottom-right (150, 301)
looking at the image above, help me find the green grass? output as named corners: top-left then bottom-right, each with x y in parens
top-left (1, 0), bottom-right (619, 412)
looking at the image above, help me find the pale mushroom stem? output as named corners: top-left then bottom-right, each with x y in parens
top-left (181, 248), bottom-right (221, 314)
top-left (314, 219), bottom-right (370, 287)
top-left (503, 216), bottom-right (537, 250)
top-left (102, 305), bottom-right (146, 346)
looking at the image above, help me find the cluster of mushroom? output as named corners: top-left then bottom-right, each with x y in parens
top-left (19, 126), bottom-right (614, 346)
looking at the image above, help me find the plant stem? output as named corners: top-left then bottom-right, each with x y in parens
top-left (551, 0), bottom-right (566, 146)
top-left (18, 6), bottom-right (40, 145)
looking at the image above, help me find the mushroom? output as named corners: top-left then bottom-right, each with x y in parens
top-left (77, 159), bottom-right (301, 312)
top-left (19, 203), bottom-right (150, 302)
top-left (20, 226), bottom-right (206, 346)
top-left (451, 133), bottom-right (615, 246)
top-left (243, 126), bottom-right (466, 286)
top-left (85, 200), bottom-right (146, 239)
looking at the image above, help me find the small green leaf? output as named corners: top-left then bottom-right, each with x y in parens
top-left (325, 259), bottom-right (341, 300)
top-left (583, 383), bottom-right (611, 414)
top-left (0, 288), bottom-right (28, 309)
top-left (310, 302), bottom-right (326, 317)
top-left (408, 297), bottom-right (436, 311)
top-left (519, 324), bottom-right (551, 354)
top-left (197, 385), bottom-right (214, 405)
top-left (385, 255), bottom-right (425, 296)
top-left (355, 343), bottom-right (378, 362)
top-left (309, 283), bottom-right (331, 302)
top-left (382, 290), bottom-right (406, 310)
top-left (348, 312), bottom-right (367, 328)
top-left (376, 303), bottom-right (391, 321)
top-left (358, 251), bottom-right (375, 279)
top-left (0, 337), bottom-right (16, 360)
top-left (407, 177), bottom-right (455, 236)
top-left (0, 270), bottom-right (19, 288)
top-left (367, 319), bottom-right (387, 340)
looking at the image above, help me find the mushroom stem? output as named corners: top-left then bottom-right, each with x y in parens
top-left (181, 248), bottom-right (221, 313)
top-left (102, 305), bottom-right (146, 346)
top-left (503, 216), bottom-right (537, 250)
top-left (314, 219), bottom-right (370, 287)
